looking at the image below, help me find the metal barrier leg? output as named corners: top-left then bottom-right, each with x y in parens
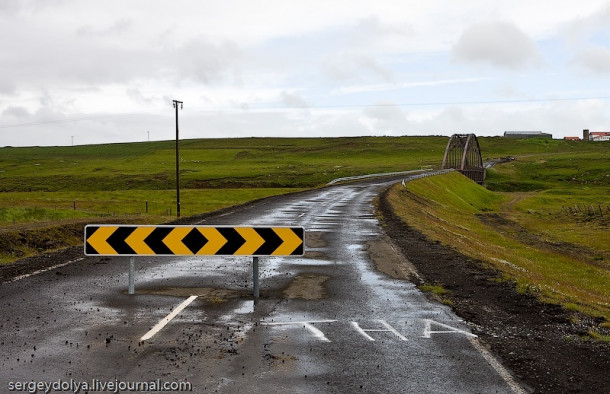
top-left (253, 257), bottom-right (259, 298)
top-left (129, 257), bottom-right (135, 295)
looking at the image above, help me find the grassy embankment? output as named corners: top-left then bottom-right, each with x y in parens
top-left (387, 144), bottom-right (609, 326)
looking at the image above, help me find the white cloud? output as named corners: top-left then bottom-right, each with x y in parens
top-left (562, 3), bottom-right (610, 45)
top-left (452, 21), bottom-right (540, 69)
top-left (2, 97), bottom-right (609, 147)
top-left (362, 102), bottom-right (409, 133)
top-left (280, 91), bottom-right (309, 108)
top-left (400, 100), bottom-right (610, 138)
top-left (571, 45), bottom-right (610, 74)
top-left (1, 1), bottom-right (610, 146)
top-left (76, 18), bottom-right (133, 37)
top-left (2, 106), bottom-right (30, 119)
top-left (322, 51), bottom-right (393, 82)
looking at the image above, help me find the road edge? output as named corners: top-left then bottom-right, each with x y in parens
top-left (376, 183), bottom-right (610, 393)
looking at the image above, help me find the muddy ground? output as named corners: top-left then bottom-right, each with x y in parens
top-left (378, 187), bottom-right (610, 393)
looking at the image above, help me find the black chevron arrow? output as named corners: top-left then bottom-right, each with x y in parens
top-left (182, 228), bottom-right (209, 254)
top-left (290, 227), bottom-right (304, 255)
top-left (216, 227), bottom-right (246, 255)
top-left (144, 227), bottom-right (174, 255)
top-left (106, 226), bottom-right (137, 254)
top-left (85, 226), bottom-right (99, 254)
top-left (252, 227), bottom-right (283, 255)
top-left (84, 226), bottom-right (99, 255)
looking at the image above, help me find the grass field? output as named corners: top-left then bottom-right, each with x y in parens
top-left (0, 136), bottom-right (607, 266)
top-left (2, 136), bottom-right (606, 193)
top-left (0, 137), bottom-right (449, 192)
top-left (0, 188), bottom-right (299, 225)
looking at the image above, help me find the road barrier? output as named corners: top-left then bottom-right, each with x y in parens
top-left (84, 225), bottom-right (304, 297)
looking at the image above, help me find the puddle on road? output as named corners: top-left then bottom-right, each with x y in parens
top-left (133, 287), bottom-right (249, 304)
top-left (287, 258), bottom-right (333, 267)
top-left (283, 274), bottom-right (330, 300)
top-left (233, 300), bottom-right (255, 314)
top-left (346, 244), bottom-right (364, 252)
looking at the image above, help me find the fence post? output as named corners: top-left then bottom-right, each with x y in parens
top-left (253, 257), bottom-right (260, 298)
top-left (129, 257), bottom-right (135, 295)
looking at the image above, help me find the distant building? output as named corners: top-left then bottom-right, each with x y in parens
top-left (564, 137), bottom-right (580, 141)
top-left (503, 131), bottom-right (552, 139)
top-left (589, 132), bottom-right (610, 141)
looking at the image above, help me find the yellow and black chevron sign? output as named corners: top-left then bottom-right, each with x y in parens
top-left (84, 225), bottom-right (304, 256)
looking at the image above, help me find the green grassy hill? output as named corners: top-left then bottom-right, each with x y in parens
top-left (0, 136), bottom-right (607, 263)
top-left (2, 136), bottom-right (606, 192)
top-left (0, 137), bottom-right (447, 192)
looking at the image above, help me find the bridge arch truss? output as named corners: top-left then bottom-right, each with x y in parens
top-left (441, 134), bottom-right (486, 184)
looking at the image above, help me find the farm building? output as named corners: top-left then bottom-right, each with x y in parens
top-left (564, 137), bottom-right (580, 141)
top-left (583, 129), bottom-right (610, 141)
top-left (590, 132), bottom-right (610, 141)
top-left (503, 131), bottom-right (552, 139)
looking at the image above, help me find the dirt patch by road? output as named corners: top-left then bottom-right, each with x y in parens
top-left (378, 187), bottom-right (610, 394)
top-left (283, 274), bottom-right (329, 300)
top-left (305, 231), bottom-right (327, 249)
top-left (366, 236), bottom-right (421, 283)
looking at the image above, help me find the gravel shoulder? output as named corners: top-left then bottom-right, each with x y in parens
top-left (378, 187), bottom-right (610, 394)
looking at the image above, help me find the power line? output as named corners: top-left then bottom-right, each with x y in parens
top-left (0, 112), bottom-right (149, 129)
top-left (1, 96), bottom-right (609, 129)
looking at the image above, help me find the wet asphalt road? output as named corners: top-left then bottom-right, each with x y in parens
top-left (0, 176), bottom-right (520, 393)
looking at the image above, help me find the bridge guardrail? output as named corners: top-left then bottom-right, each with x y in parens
top-left (401, 169), bottom-right (456, 186)
top-left (327, 169), bottom-right (428, 185)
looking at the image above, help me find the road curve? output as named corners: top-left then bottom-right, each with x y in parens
top-left (0, 175), bottom-right (522, 393)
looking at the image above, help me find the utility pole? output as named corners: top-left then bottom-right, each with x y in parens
top-left (71, 136), bottom-right (74, 146)
top-left (173, 100), bottom-right (183, 217)
top-left (147, 131), bottom-right (150, 142)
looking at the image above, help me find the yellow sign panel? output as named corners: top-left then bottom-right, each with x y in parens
top-left (85, 225), bottom-right (304, 256)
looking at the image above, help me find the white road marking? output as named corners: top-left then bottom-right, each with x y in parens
top-left (468, 337), bottom-right (527, 394)
top-left (351, 320), bottom-right (407, 341)
top-left (141, 295), bottom-right (198, 341)
top-left (262, 320), bottom-right (336, 342)
top-left (298, 212), bottom-right (306, 218)
top-left (3, 258), bottom-right (85, 284)
top-left (421, 319), bottom-right (477, 338)
top-left (421, 320), bottom-right (525, 392)
top-left (219, 211), bottom-right (234, 217)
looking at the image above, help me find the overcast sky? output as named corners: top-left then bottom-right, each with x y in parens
top-left (1, 0), bottom-right (610, 146)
